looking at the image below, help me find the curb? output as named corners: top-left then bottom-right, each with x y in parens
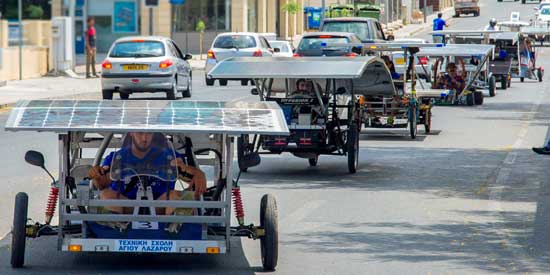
top-left (0, 80), bottom-right (6, 87)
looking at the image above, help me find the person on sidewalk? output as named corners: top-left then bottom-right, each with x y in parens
top-left (432, 12), bottom-right (449, 44)
top-left (85, 17), bottom-right (98, 78)
top-left (485, 18), bottom-right (500, 31)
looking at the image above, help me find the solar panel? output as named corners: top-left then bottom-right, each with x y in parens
top-left (416, 44), bottom-right (494, 57)
top-left (5, 100), bottom-right (290, 135)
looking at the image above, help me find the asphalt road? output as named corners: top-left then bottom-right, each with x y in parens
top-left (2, 0), bottom-right (550, 274)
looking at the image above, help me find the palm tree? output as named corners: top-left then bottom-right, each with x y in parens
top-left (281, 1), bottom-right (300, 42)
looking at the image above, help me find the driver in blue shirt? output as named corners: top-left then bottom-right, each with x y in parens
top-left (88, 132), bottom-right (206, 215)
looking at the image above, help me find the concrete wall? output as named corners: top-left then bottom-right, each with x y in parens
top-left (23, 20), bottom-right (52, 47)
top-left (0, 47), bottom-right (49, 81)
top-left (0, 20), bottom-right (8, 48)
top-left (141, 1), bottom-right (172, 37)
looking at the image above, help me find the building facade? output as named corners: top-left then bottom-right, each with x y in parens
top-left (52, 0), bottom-right (306, 54)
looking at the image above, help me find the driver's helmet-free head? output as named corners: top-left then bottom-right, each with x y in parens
top-left (296, 78), bottom-right (314, 93)
top-left (437, 12), bottom-right (443, 18)
top-left (490, 18), bottom-right (497, 27)
top-left (110, 132), bottom-right (178, 182)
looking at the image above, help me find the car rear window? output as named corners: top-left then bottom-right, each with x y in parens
top-left (542, 8), bottom-right (550, 15)
top-left (321, 22), bottom-right (371, 42)
top-left (298, 36), bottom-right (350, 52)
top-left (270, 42), bottom-right (291, 52)
top-left (214, 35), bottom-right (257, 49)
top-left (109, 41), bottom-right (165, 58)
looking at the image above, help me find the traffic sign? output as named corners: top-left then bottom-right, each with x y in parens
top-left (145, 0), bottom-right (159, 7)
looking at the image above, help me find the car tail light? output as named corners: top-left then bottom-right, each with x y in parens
top-left (207, 49), bottom-right (216, 59)
top-left (159, 59), bottom-right (173, 69)
top-left (345, 52), bottom-right (358, 57)
top-left (293, 53), bottom-right (303, 57)
top-left (253, 49), bottom-right (263, 57)
top-left (101, 60), bottom-right (112, 70)
top-left (318, 35), bottom-right (333, 38)
top-left (418, 57), bottom-right (428, 65)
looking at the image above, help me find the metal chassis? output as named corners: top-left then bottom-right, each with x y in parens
top-left (28, 131), bottom-right (265, 254)
top-left (248, 77), bottom-right (362, 157)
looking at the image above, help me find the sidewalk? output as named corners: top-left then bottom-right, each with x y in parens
top-left (393, 7), bottom-right (455, 39)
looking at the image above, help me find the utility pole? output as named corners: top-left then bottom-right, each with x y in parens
top-left (321, 0), bottom-right (326, 24)
top-left (423, 0), bottom-right (427, 23)
top-left (149, 8), bottom-right (153, 35)
top-left (18, 0), bottom-right (22, 80)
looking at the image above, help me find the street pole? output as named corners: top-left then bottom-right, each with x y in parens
top-left (149, 8), bottom-right (153, 35)
top-left (321, 0), bottom-right (325, 24)
top-left (18, 0), bottom-right (22, 80)
top-left (423, 0), bottom-right (427, 23)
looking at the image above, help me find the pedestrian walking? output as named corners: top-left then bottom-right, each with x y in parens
top-left (86, 17), bottom-right (98, 78)
top-left (432, 12), bottom-right (449, 44)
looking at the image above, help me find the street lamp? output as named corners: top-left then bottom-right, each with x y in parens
top-left (18, 0), bottom-right (22, 80)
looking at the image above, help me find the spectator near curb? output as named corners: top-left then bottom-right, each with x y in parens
top-left (432, 12), bottom-right (449, 44)
top-left (86, 17), bottom-right (98, 79)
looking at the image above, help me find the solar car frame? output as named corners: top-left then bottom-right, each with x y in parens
top-left (5, 99), bottom-right (289, 271)
top-left (207, 56), bottom-right (396, 173)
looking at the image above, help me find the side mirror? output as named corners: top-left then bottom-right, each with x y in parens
top-left (274, 47), bottom-right (281, 53)
top-left (250, 88), bottom-right (259, 95)
top-left (25, 150), bottom-right (45, 168)
top-left (184, 53), bottom-right (193, 60)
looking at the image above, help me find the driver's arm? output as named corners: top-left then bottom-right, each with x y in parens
top-left (173, 158), bottom-right (207, 199)
top-left (88, 166), bottom-right (111, 190)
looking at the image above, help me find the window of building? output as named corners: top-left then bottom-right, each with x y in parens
top-left (173, 0), bottom-right (230, 32)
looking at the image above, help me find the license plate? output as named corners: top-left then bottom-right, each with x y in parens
top-left (395, 57), bottom-right (405, 65)
top-left (123, 64), bottom-right (148, 71)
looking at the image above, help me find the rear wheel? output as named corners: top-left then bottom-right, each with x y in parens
top-left (119, 92), bottom-right (130, 100)
top-left (260, 194), bottom-right (278, 271)
top-left (488, 75), bottom-right (496, 97)
top-left (11, 192), bottom-right (28, 268)
top-left (308, 155), bottom-right (319, 167)
top-left (466, 92), bottom-right (474, 106)
top-left (241, 80), bottom-right (248, 86)
top-left (205, 77), bottom-right (215, 86)
top-left (237, 135), bottom-right (251, 172)
top-left (219, 79), bottom-right (228, 86)
top-left (522, 0), bottom-right (526, 4)
top-left (424, 109), bottom-right (432, 134)
top-left (538, 68), bottom-right (543, 82)
top-left (474, 91), bottom-right (484, 105)
top-left (520, 77), bottom-right (525, 82)
top-left (500, 77), bottom-right (507, 90)
top-left (347, 124), bottom-right (359, 174)
top-left (182, 75), bottom-right (192, 98)
top-left (166, 81), bottom-right (177, 100)
top-left (102, 89), bottom-right (113, 100)
top-left (409, 105), bottom-right (418, 139)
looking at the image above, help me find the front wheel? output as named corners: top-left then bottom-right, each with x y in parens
top-left (308, 155), bottom-right (319, 167)
top-left (488, 75), bottom-right (496, 97)
top-left (219, 79), bottom-right (228, 86)
top-left (205, 77), bottom-right (215, 86)
top-left (500, 77), bottom-right (507, 90)
top-left (538, 68), bottom-right (543, 82)
top-left (11, 192), bottom-right (28, 268)
top-left (237, 135), bottom-right (250, 172)
top-left (520, 77), bottom-right (525, 82)
top-left (102, 89), bottom-right (113, 100)
top-left (241, 80), bottom-right (248, 86)
top-left (260, 194), bottom-right (278, 271)
top-left (409, 105), bottom-right (418, 139)
top-left (166, 81), bottom-right (177, 100)
top-left (182, 76), bottom-right (192, 98)
top-left (347, 124), bottom-right (359, 173)
top-left (424, 109), bottom-right (432, 134)
top-left (474, 91), bottom-right (484, 105)
top-left (119, 92), bottom-right (130, 100)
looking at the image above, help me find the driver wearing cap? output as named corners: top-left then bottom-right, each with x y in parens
top-left (88, 132), bottom-right (206, 215)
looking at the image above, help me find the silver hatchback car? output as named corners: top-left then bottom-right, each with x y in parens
top-left (101, 36), bottom-right (192, 100)
top-left (205, 32), bottom-right (273, 86)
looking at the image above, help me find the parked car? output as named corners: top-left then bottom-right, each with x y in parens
top-left (392, 38), bottom-right (432, 82)
top-left (101, 36), bottom-right (192, 100)
top-left (205, 32), bottom-right (273, 86)
top-left (319, 17), bottom-right (386, 42)
top-left (269, 40), bottom-right (294, 57)
top-left (536, 5), bottom-right (550, 23)
top-left (454, 0), bottom-right (480, 17)
top-left (294, 32), bottom-right (363, 57)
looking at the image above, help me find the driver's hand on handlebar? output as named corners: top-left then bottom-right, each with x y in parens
top-left (88, 166), bottom-right (111, 190)
top-left (172, 158), bottom-right (207, 199)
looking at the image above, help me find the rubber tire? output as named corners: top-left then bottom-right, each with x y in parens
top-left (119, 92), bottom-right (130, 100)
top-left (520, 77), bottom-right (525, 82)
top-left (538, 68), bottom-right (543, 82)
top-left (488, 76), bottom-right (496, 97)
top-left (424, 110), bottom-right (432, 134)
top-left (219, 79), bottom-right (228, 86)
top-left (501, 77), bottom-right (507, 90)
top-left (241, 80), bottom-right (248, 86)
top-left (474, 91), bottom-right (484, 105)
top-left (102, 89), bottom-right (113, 100)
top-left (260, 194), bottom-right (278, 271)
top-left (347, 124), bottom-right (359, 174)
top-left (182, 75), bottom-right (192, 98)
top-left (409, 105), bottom-right (417, 139)
top-left (166, 81), bottom-right (177, 100)
top-left (237, 135), bottom-right (250, 172)
top-left (11, 192), bottom-right (28, 268)
top-left (466, 93), bottom-right (474, 106)
top-left (522, 0), bottom-right (526, 4)
top-left (205, 77), bottom-right (215, 86)
top-left (308, 155), bottom-right (318, 167)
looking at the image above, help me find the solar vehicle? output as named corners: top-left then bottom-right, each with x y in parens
top-left (6, 100), bottom-right (289, 271)
top-left (416, 43), bottom-right (496, 106)
top-left (208, 56), bottom-right (396, 173)
top-left (344, 42), bottom-right (444, 138)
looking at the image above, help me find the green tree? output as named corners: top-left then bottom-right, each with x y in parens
top-left (196, 20), bottom-right (206, 59)
top-left (25, 5), bottom-right (43, 19)
top-left (281, 1), bottom-right (300, 43)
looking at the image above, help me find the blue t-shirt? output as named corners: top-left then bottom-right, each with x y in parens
top-left (433, 18), bottom-right (446, 35)
top-left (102, 147), bottom-right (186, 199)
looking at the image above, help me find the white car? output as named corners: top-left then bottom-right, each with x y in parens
top-left (205, 32), bottom-right (273, 86)
top-left (101, 36), bottom-right (192, 100)
top-left (537, 5), bottom-right (550, 23)
top-left (268, 40), bottom-right (294, 57)
top-left (392, 38), bottom-right (432, 81)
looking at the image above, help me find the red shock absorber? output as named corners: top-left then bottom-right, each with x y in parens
top-left (232, 188), bottom-right (245, 226)
top-left (45, 186), bottom-right (59, 225)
